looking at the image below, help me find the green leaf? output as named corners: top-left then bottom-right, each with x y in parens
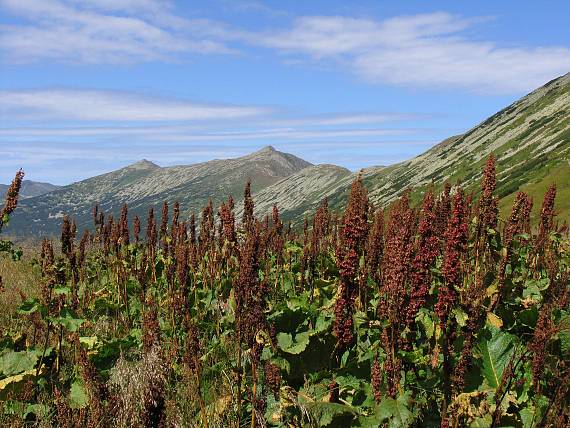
top-left (277, 331), bottom-right (311, 354)
top-left (290, 332), bottom-right (311, 354)
top-left (315, 313), bottom-right (333, 333)
top-left (453, 308), bottom-right (468, 328)
top-left (377, 393), bottom-right (413, 428)
top-left (54, 286), bottom-right (71, 295)
top-left (17, 299), bottom-right (44, 315)
top-left (519, 403), bottom-right (547, 428)
top-left (0, 350), bottom-right (41, 376)
top-left (340, 349), bottom-right (350, 367)
top-left (557, 314), bottom-right (570, 355)
top-left (477, 326), bottom-right (515, 389)
top-left (23, 403), bottom-right (49, 419)
top-left (518, 307), bottom-right (538, 328)
top-left (305, 402), bottom-right (357, 427)
top-left (417, 310), bottom-right (435, 339)
top-left (53, 308), bottom-right (85, 332)
top-left (79, 336), bottom-right (99, 350)
top-left (276, 332), bottom-right (293, 350)
top-left (69, 381), bottom-right (88, 409)
top-left (336, 375), bottom-right (362, 391)
top-left (469, 415), bottom-right (492, 428)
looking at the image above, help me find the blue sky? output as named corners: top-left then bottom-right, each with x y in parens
top-left (1, 0), bottom-right (569, 184)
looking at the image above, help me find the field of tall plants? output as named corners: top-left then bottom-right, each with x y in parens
top-left (0, 156), bottom-right (568, 427)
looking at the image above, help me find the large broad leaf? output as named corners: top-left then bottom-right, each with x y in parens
top-left (52, 308), bottom-right (85, 332)
top-left (17, 299), bottom-right (46, 316)
top-left (469, 415), bottom-right (492, 427)
top-left (69, 380), bottom-right (89, 409)
top-left (0, 349), bottom-right (41, 376)
top-left (417, 310), bottom-right (435, 339)
top-left (375, 393), bottom-right (413, 428)
top-left (277, 331), bottom-right (311, 354)
top-left (477, 326), bottom-right (515, 390)
top-left (305, 402), bottom-right (358, 427)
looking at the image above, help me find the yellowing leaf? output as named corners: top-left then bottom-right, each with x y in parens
top-left (486, 280), bottom-right (499, 298)
top-left (0, 366), bottom-right (45, 400)
top-left (487, 313), bottom-right (503, 329)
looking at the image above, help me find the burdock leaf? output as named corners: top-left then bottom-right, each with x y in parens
top-left (376, 392), bottom-right (413, 427)
top-left (453, 308), bottom-right (468, 327)
top-left (276, 331), bottom-right (311, 354)
top-left (53, 308), bottom-right (85, 332)
top-left (276, 332), bottom-right (293, 351)
top-left (417, 310), bottom-right (435, 339)
top-left (79, 336), bottom-right (99, 350)
top-left (54, 286), bottom-right (71, 295)
top-left (477, 326), bottom-right (515, 389)
top-left (469, 415), bottom-right (492, 427)
top-left (0, 350), bottom-right (40, 376)
top-left (305, 402), bottom-right (357, 427)
top-left (69, 381), bottom-right (88, 409)
top-left (17, 299), bottom-right (42, 315)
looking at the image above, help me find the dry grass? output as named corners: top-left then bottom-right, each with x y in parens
top-left (0, 249), bottom-right (41, 331)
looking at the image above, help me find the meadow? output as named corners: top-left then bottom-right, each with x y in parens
top-left (0, 156), bottom-right (568, 427)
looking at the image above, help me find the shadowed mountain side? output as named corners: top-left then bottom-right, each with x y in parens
top-left (0, 180), bottom-right (60, 200)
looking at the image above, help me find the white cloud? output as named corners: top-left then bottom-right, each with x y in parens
top-left (0, 0), bottom-right (234, 63)
top-left (150, 127), bottom-right (416, 142)
top-left (248, 13), bottom-right (570, 93)
top-left (2, 4), bottom-right (568, 92)
top-left (268, 113), bottom-right (425, 127)
top-left (0, 89), bottom-right (269, 121)
top-left (0, 124), bottom-right (419, 142)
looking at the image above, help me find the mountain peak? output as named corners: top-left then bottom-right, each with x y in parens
top-left (242, 145), bottom-right (312, 174)
top-left (257, 145), bottom-right (276, 153)
top-left (128, 159), bottom-right (160, 170)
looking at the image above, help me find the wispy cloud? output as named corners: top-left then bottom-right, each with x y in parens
top-left (0, 0), bottom-right (234, 63)
top-left (0, 89), bottom-right (269, 121)
top-left (268, 113), bottom-right (427, 127)
top-left (247, 13), bottom-right (570, 93)
top-left (0, 124), bottom-right (422, 142)
top-left (2, 4), bottom-right (568, 92)
top-left (219, 0), bottom-right (289, 18)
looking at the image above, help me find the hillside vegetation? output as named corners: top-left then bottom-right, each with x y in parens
top-left (262, 72), bottom-right (570, 224)
top-left (0, 157), bottom-right (568, 427)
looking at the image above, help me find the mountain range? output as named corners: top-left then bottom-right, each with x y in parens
top-left (0, 180), bottom-right (60, 200)
top-left (4, 72), bottom-right (569, 237)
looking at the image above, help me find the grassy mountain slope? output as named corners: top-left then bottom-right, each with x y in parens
top-left (8, 146), bottom-right (311, 236)
top-left (250, 72), bottom-right (570, 223)
top-left (235, 164), bottom-right (351, 221)
top-left (360, 72), bottom-right (570, 219)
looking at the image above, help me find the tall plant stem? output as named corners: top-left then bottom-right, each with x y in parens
top-left (236, 335), bottom-right (242, 428)
top-left (441, 324), bottom-right (452, 422)
top-left (251, 359), bottom-right (257, 428)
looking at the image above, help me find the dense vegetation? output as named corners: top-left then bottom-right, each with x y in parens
top-left (0, 156), bottom-right (568, 427)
